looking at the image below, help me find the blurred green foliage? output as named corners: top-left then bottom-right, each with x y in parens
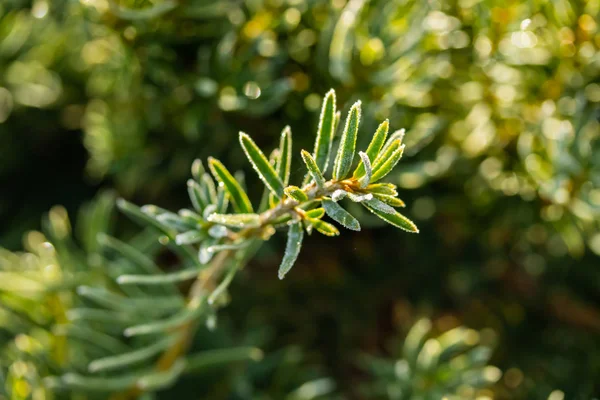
top-left (1, 0), bottom-right (600, 398)
top-left (358, 319), bottom-right (501, 399)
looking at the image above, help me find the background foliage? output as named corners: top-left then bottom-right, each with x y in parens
top-left (1, 0), bottom-right (600, 398)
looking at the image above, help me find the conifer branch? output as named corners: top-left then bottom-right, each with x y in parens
top-left (28, 89), bottom-right (418, 398)
top-left (106, 89), bottom-right (418, 397)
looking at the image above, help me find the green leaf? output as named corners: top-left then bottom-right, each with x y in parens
top-left (269, 126), bottom-right (293, 206)
top-left (306, 208), bottom-right (325, 219)
top-left (66, 308), bottom-right (131, 327)
top-left (216, 187), bottom-right (229, 213)
top-left (178, 208), bottom-right (203, 224)
top-left (175, 230), bottom-right (205, 245)
top-left (371, 142), bottom-right (405, 182)
top-left (313, 89), bottom-right (337, 172)
top-left (78, 190), bottom-right (115, 254)
top-left (270, 214), bottom-right (293, 227)
top-left (199, 239), bottom-right (217, 264)
top-left (155, 211), bottom-right (199, 231)
top-left (366, 183), bottom-right (398, 196)
top-left (239, 132), bottom-right (285, 199)
top-left (357, 151), bottom-right (372, 188)
top-left (206, 242), bottom-right (249, 253)
top-left (460, 346), bottom-right (494, 368)
top-left (76, 286), bottom-right (130, 311)
top-left (201, 173), bottom-right (218, 205)
top-left (202, 205), bottom-right (217, 221)
top-left (379, 128), bottom-right (405, 155)
top-left (208, 263), bottom-right (240, 305)
top-left (261, 148), bottom-right (279, 211)
top-left (416, 338), bottom-right (440, 371)
top-left (88, 336), bottom-right (175, 373)
top-left (284, 185), bottom-right (309, 202)
top-left (437, 326), bottom-right (478, 362)
top-left (55, 372), bottom-right (141, 392)
top-left (354, 119), bottom-right (389, 179)
top-left (372, 138), bottom-right (400, 167)
top-left (208, 158), bottom-right (253, 213)
top-left (97, 234), bottom-right (162, 275)
top-left (333, 100), bottom-right (361, 180)
top-left (117, 267), bottom-right (201, 285)
top-left (278, 222), bottom-right (304, 279)
top-left (373, 193), bottom-right (406, 208)
top-left (322, 199), bottom-right (360, 231)
top-left (137, 359), bottom-right (186, 391)
top-left (362, 203), bottom-right (418, 233)
top-left (301, 150), bottom-right (326, 188)
top-left (124, 306), bottom-right (204, 337)
top-left (185, 347), bottom-right (263, 373)
top-left (364, 198), bottom-right (395, 214)
top-left (303, 111), bottom-right (338, 192)
top-left (461, 366), bottom-right (502, 388)
top-left (329, 0), bottom-right (367, 83)
top-left (138, 204), bottom-right (170, 216)
top-left (403, 318), bottom-right (432, 367)
top-left (117, 199), bottom-right (176, 238)
top-left (207, 213), bottom-right (260, 228)
top-left (187, 179), bottom-right (207, 213)
top-left (208, 225), bottom-right (228, 238)
top-left (308, 218), bottom-right (340, 237)
top-left (191, 159), bottom-right (205, 182)
top-left (54, 324), bottom-right (130, 354)
top-left (298, 200), bottom-right (321, 210)
top-left (276, 126), bottom-right (293, 186)
top-left (287, 378), bottom-right (336, 399)
top-left (128, 296), bottom-right (185, 312)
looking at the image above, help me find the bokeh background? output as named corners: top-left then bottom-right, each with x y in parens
top-left (1, 0), bottom-right (600, 398)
